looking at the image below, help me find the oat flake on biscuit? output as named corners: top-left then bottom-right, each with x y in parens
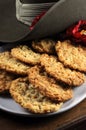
top-left (28, 66), bottom-right (73, 102)
top-left (0, 69), bottom-right (16, 93)
top-left (32, 39), bottom-right (55, 54)
top-left (55, 40), bottom-right (86, 72)
top-left (11, 45), bottom-right (41, 65)
top-left (40, 54), bottom-right (85, 86)
top-left (10, 77), bottom-right (63, 114)
top-left (0, 51), bottom-right (30, 75)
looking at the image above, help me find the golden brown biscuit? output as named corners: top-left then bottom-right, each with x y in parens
top-left (0, 51), bottom-right (30, 75)
top-left (10, 77), bottom-right (63, 114)
top-left (32, 39), bottom-right (55, 54)
top-left (55, 40), bottom-right (86, 72)
top-left (0, 69), bottom-right (16, 92)
top-left (40, 54), bottom-right (85, 86)
top-left (11, 45), bottom-right (41, 65)
top-left (28, 66), bottom-right (73, 102)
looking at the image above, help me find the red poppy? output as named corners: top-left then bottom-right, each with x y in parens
top-left (66, 20), bottom-right (86, 44)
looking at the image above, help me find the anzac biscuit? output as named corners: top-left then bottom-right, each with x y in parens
top-left (0, 69), bottom-right (16, 93)
top-left (11, 45), bottom-right (41, 65)
top-left (40, 54), bottom-right (85, 86)
top-left (28, 66), bottom-right (73, 102)
top-left (32, 39), bottom-right (55, 54)
top-left (55, 40), bottom-right (86, 72)
top-left (10, 77), bottom-right (63, 114)
top-left (0, 51), bottom-right (30, 75)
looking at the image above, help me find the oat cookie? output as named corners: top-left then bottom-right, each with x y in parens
top-left (10, 77), bottom-right (63, 114)
top-left (28, 66), bottom-right (73, 102)
top-left (0, 51), bottom-right (30, 75)
top-left (32, 39), bottom-right (55, 54)
top-left (11, 45), bottom-right (41, 65)
top-left (40, 54), bottom-right (85, 86)
top-left (0, 69), bottom-right (16, 92)
top-left (55, 40), bottom-right (86, 72)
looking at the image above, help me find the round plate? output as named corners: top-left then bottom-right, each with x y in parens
top-left (0, 44), bottom-right (86, 117)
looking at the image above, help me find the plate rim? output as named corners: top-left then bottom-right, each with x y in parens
top-left (0, 93), bottom-right (86, 117)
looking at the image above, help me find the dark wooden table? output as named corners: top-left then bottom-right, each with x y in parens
top-left (0, 99), bottom-right (86, 130)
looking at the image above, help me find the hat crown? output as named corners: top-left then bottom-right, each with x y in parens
top-left (21, 0), bottom-right (58, 3)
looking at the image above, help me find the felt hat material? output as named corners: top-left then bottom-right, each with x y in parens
top-left (0, 0), bottom-right (86, 43)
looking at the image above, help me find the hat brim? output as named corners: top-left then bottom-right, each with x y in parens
top-left (0, 0), bottom-right (58, 42)
top-left (0, 0), bottom-right (86, 42)
top-left (26, 0), bottom-right (86, 40)
top-left (0, 0), bottom-right (31, 42)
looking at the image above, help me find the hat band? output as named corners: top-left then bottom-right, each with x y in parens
top-left (16, 0), bottom-right (56, 26)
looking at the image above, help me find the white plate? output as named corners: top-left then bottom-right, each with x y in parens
top-left (0, 44), bottom-right (86, 117)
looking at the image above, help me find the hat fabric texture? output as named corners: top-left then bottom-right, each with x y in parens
top-left (0, 0), bottom-right (86, 43)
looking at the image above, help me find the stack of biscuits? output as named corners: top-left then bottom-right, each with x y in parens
top-left (0, 39), bottom-right (86, 114)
